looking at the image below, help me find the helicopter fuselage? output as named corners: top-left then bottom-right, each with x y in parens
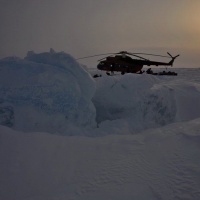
top-left (97, 55), bottom-right (143, 74)
top-left (97, 54), bottom-right (177, 74)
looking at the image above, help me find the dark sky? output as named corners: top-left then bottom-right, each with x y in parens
top-left (0, 0), bottom-right (200, 67)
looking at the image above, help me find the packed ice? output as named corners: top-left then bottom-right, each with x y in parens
top-left (0, 49), bottom-right (96, 133)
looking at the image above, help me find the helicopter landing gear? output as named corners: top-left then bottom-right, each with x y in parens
top-left (106, 72), bottom-right (111, 76)
top-left (106, 71), bottom-right (114, 76)
top-left (121, 72), bottom-right (125, 75)
top-left (93, 74), bottom-right (102, 78)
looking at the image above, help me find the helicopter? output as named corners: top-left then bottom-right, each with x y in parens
top-left (77, 51), bottom-right (179, 76)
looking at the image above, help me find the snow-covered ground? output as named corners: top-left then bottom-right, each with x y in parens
top-left (0, 50), bottom-right (200, 200)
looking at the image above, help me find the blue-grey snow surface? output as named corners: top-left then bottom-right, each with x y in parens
top-left (0, 50), bottom-right (96, 133)
top-left (93, 69), bottom-right (200, 134)
top-left (0, 51), bottom-right (200, 200)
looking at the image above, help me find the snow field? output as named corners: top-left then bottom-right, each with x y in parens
top-left (0, 118), bottom-right (200, 200)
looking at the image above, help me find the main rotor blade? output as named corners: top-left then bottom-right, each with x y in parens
top-left (126, 52), bottom-right (149, 60)
top-left (98, 56), bottom-right (112, 61)
top-left (97, 51), bottom-right (130, 61)
top-left (76, 53), bottom-right (115, 60)
top-left (130, 52), bottom-right (171, 58)
top-left (76, 51), bottom-right (172, 61)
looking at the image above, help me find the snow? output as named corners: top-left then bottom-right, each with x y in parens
top-left (93, 71), bottom-right (200, 133)
top-left (1, 119), bottom-right (200, 200)
top-left (0, 50), bottom-right (96, 134)
top-left (0, 51), bottom-right (200, 200)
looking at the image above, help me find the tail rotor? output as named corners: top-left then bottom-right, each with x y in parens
top-left (167, 52), bottom-right (180, 66)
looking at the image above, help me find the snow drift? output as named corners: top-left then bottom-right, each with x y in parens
top-left (0, 49), bottom-right (96, 134)
top-left (93, 71), bottom-right (200, 133)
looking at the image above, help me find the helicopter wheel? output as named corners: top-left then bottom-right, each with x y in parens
top-left (121, 72), bottom-right (125, 75)
top-left (106, 72), bottom-right (111, 76)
